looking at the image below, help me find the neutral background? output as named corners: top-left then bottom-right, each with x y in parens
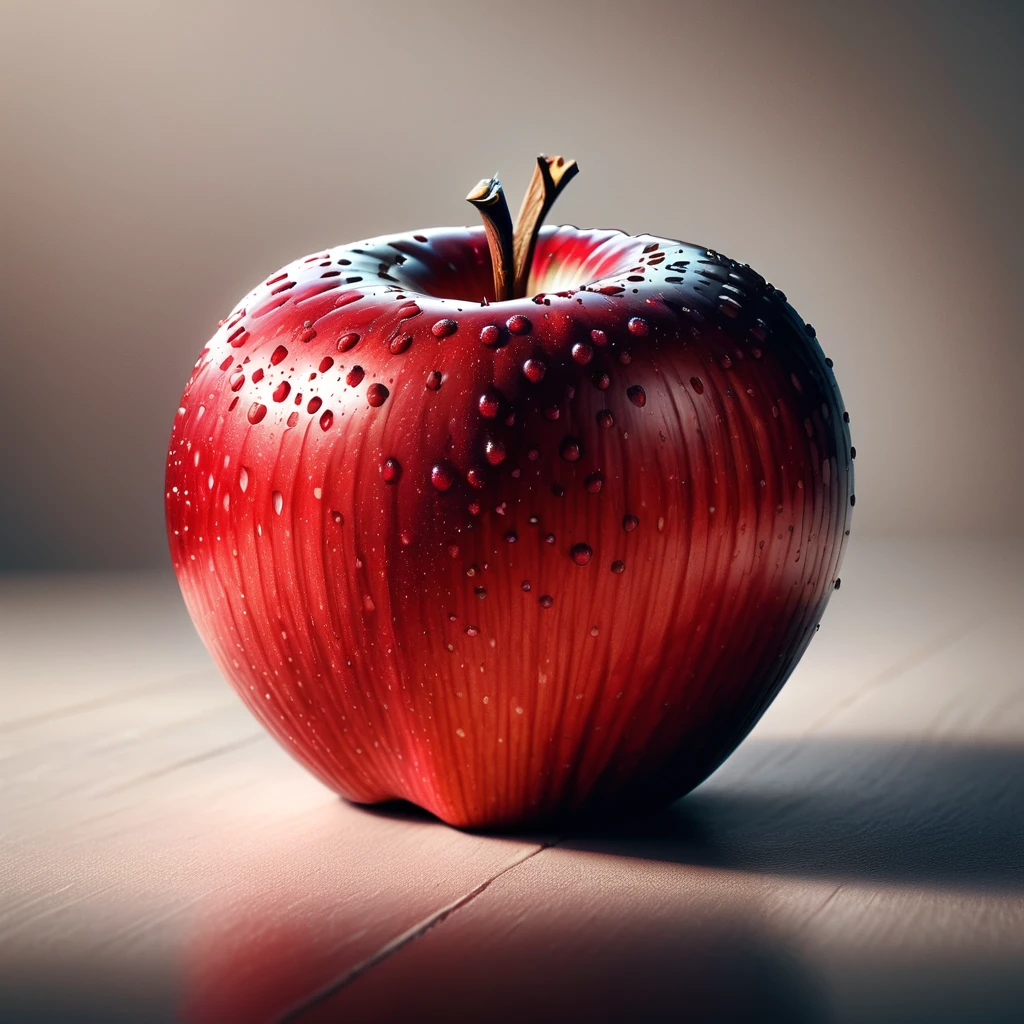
top-left (0, 0), bottom-right (1021, 571)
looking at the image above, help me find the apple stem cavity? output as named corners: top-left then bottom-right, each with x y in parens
top-left (467, 155), bottom-right (579, 302)
top-left (466, 174), bottom-right (516, 302)
top-left (512, 155), bottom-right (579, 298)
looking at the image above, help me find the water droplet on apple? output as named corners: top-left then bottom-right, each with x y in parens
top-left (478, 390), bottom-right (501, 418)
top-left (485, 439), bottom-right (506, 465)
top-left (425, 371), bottom-right (442, 391)
top-left (590, 329), bottom-right (608, 347)
top-left (346, 366), bottom-right (365, 387)
top-left (307, 396), bottom-right (323, 413)
top-left (572, 342), bottom-right (593, 365)
top-left (689, 376), bottom-right (705, 394)
top-left (570, 543), bottom-right (593, 566)
top-left (382, 457), bottom-right (402, 483)
top-left (521, 580), bottom-right (532, 592)
top-left (319, 356), bottom-right (334, 373)
top-left (584, 471), bottom-right (603, 493)
top-left (627, 317), bottom-right (649, 337)
top-left (611, 560), bottom-right (625, 574)
top-left (480, 324), bottom-right (502, 347)
top-left (367, 383), bottom-right (389, 407)
top-left (523, 358), bottom-right (546, 383)
top-left (230, 371), bottom-right (245, 392)
top-left (271, 345), bottom-right (288, 365)
top-left (338, 332), bottom-right (360, 352)
top-left (272, 491), bottom-right (283, 515)
top-left (623, 514), bottom-right (639, 532)
top-left (431, 462), bottom-right (455, 491)
top-left (432, 318), bottom-right (458, 338)
top-left (559, 436), bottom-right (583, 462)
top-left (389, 334), bottom-right (412, 354)
top-left (507, 314), bottom-right (531, 335)
top-left (539, 595), bottom-right (554, 609)
top-left (592, 371), bottom-right (610, 391)
top-left (247, 402), bottom-right (267, 424)
top-left (597, 409), bottom-right (615, 429)
top-left (319, 410), bottom-right (333, 430)
top-left (273, 381), bottom-right (291, 402)
top-left (627, 385), bottom-right (647, 407)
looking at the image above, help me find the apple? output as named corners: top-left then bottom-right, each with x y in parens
top-left (166, 157), bottom-right (853, 828)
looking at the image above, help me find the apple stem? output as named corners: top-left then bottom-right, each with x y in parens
top-left (511, 155), bottom-right (579, 298)
top-left (466, 175), bottom-right (515, 302)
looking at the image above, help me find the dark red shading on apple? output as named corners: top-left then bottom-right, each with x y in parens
top-left (166, 156), bottom-right (853, 828)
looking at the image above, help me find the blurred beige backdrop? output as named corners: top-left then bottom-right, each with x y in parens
top-left (0, 0), bottom-right (1020, 570)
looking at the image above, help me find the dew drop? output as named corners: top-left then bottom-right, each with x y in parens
top-left (592, 371), bottom-right (610, 390)
top-left (287, 411), bottom-right (299, 427)
top-left (346, 366), bottom-right (365, 387)
top-left (538, 594), bottom-right (554, 609)
top-left (319, 356), bottom-right (334, 373)
top-left (584, 471), bottom-right (604, 493)
top-left (627, 317), bottom-right (649, 337)
top-left (689, 376), bottom-right (705, 394)
top-left (247, 403), bottom-right (267, 424)
top-left (505, 530), bottom-right (518, 544)
top-left (308, 396), bottom-right (323, 414)
top-left (590, 329), bottom-right (608, 346)
top-left (521, 580), bottom-right (532, 592)
top-left (425, 371), bottom-right (442, 391)
top-left (366, 383), bottom-right (389, 407)
top-left (559, 436), bottom-right (583, 462)
top-left (611, 560), bottom-right (625, 574)
top-left (432, 318), bottom-right (458, 338)
top-left (506, 314), bottom-right (531, 334)
top-left (319, 410), bottom-right (334, 431)
top-left (485, 439), bottom-right (506, 466)
top-left (627, 384), bottom-right (647, 407)
top-left (478, 390), bottom-right (501, 418)
top-left (431, 462), bottom-right (455, 491)
top-left (230, 371), bottom-right (245, 392)
top-left (597, 409), bottom-right (615, 429)
top-left (389, 334), bottom-right (412, 354)
top-left (331, 510), bottom-right (344, 525)
top-left (623, 514), bottom-right (639, 532)
top-left (272, 491), bottom-right (283, 515)
top-left (337, 332), bottom-right (360, 352)
top-left (572, 342), bottom-right (593, 365)
top-left (271, 345), bottom-right (288, 365)
top-left (382, 457), bottom-right (402, 483)
top-left (590, 625), bottom-right (599, 637)
top-left (523, 358), bottom-right (546, 383)
top-left (251, 367), bottom-right (264, 384)
top-left (466, 465), bottom-right (487, 488)
top-left (464, 625), bottom-right (479, 637)
top-left (570, 543), bottom-right (593, 566)
top-left (273, 381), bottom-right (291, 403)
top-left (480, 324), bottom-right (502, 347)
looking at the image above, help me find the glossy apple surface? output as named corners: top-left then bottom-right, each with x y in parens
top-left (166, 224), bottom-right (853, 827)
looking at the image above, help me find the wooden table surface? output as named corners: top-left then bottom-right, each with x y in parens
top-left (2, 539), bottom-right (1022, 1023)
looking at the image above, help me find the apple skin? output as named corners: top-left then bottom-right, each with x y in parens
top-left (166, 224), bottom-right (853, 828)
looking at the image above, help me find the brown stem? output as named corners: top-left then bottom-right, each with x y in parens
top-left (466, 175), bottom-right (515, 302)
top-left (512, 155), bottom-right (579, 298)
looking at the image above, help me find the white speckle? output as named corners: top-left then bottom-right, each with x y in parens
top-left (482, 696), bottom-right (489, 704)
top-left (193, 450), bottom-right (201, 467)
top-left (658, 516), bottom-right (665, 532)
top-left (515, 705), bottom-right (524, 715)
top-left (455, 728), bottom-right (466, 738)
top-left (223, 455), bottom-right (230, 468)
top-left (223, 494), bottom-right (230, 511)
top-left (208, 474), bottom-right (215, 489)
top-left (239, 467), bottom-right (249, 492)
top-left (273, 491), bottom-right (283, 515)
top-left (257, 524), bottom-right (262, 537)
top-left (197, 405), bottom-right (206, 421)
top-left (313, 487), bottom-right (322, 500)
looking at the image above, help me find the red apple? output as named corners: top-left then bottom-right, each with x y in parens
top-left (166, 158), bottom-right (853, 828)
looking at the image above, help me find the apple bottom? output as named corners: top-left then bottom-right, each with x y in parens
top-left (178, 561), bottom-right (826, 830)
